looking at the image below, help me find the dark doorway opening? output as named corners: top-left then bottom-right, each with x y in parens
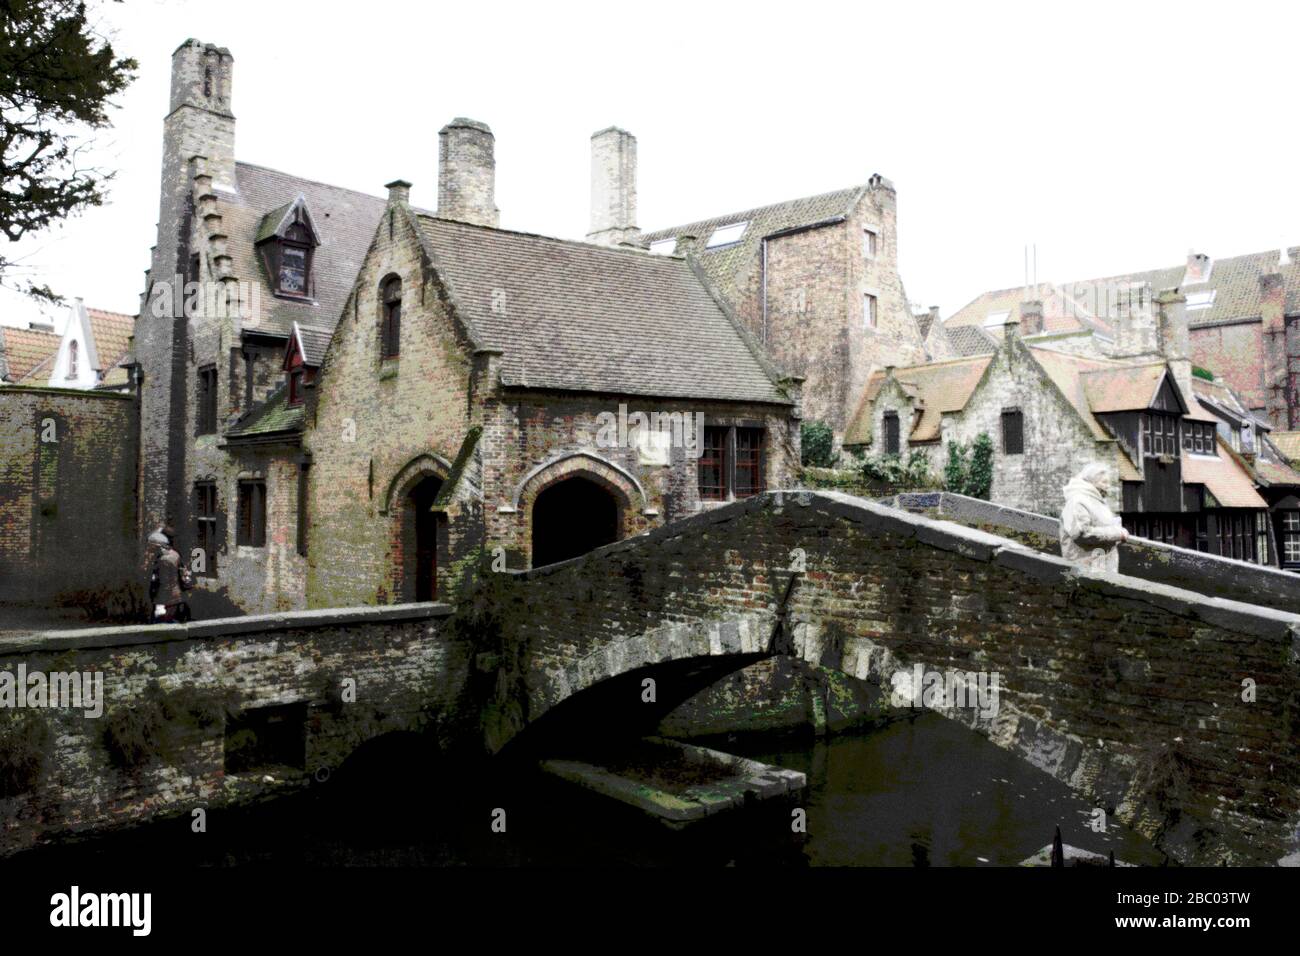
top-left (224, 703), bottom-right (308, 773)
top-left (532, 476), bottom-right (620, 567)
top-left (406, 476), bottom-right (442, 601)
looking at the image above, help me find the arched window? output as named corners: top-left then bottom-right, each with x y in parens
top-left (380, 276), bottom-right (402, 359)
top-left (67, 340), bottom-right (78, 379)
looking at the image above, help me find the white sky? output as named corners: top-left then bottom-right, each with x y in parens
top-left (4, 0), bottom-right (1299, 333)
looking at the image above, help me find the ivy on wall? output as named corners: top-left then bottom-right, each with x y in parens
top-left (944, 432), bottom-right (994, 500)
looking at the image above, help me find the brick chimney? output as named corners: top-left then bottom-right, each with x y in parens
top-left (1182, 251), bottom-right (1211, 285)
top-left (1155, 288), bottom-right (1192, 400)
top-left (437, 118), bottom-right (498, 227)
top-left (587, 127), bottom-right (638, 246)
top-left (1019, 299), bottom-right (1044, 336)
top-left (1110, 282), bottom-right (1159, 359)
top-left (1260, 271), bottom-right (1287, 427)
top-left (385, 179), bottom-right (411, 204)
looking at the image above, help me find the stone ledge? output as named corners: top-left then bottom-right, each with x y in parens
top-left (0, 602), bottom-right (453, 655)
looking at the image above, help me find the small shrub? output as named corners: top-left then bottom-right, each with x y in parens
top-left (859, 450), bottom-right (933, 489)
top-left (0, 710), bottom-right (54, 797)
top-left (944, 431), bottom-right (994, 500)
top-left (800, 420), bottom-right (837, 468)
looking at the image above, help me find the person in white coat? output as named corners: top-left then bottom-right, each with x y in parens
top-left (1059, 462), bottom-right (1129, 573)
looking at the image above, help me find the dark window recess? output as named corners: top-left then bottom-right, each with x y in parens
top-left (237, 480), bottom-right (266, 547)
top-left (195, 481), bottom-right (218, 576)
top-left (288, 368), bottom-right (305, 406)
top-left (224, 703), bottom-right (307, 773)
top-left (243, 351), bottom-right (256, 409)
top-left (884, 412), bottom-right (900, 455)
top-left (197, 365), bottom-right (218, 435)
top-left (1001, 409), bottom-right (1024, 455)
top-left (381, 276), bottom-right (402, 359)
top-left (734, 427), bottom-right (764, 498)
top-left (296, 464), bottom-right (310, 557)
top-left (698, 427), bottom-right (727, 501)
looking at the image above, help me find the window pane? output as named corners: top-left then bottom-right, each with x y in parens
top-left (734, 428), bottom-right (763, 498)
top-left (698, 427), bottom-right (727, 500)
top-left (279, 246), bottom-right (307, 294)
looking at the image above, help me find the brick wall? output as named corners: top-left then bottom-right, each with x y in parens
top-left (0, 387), bottom-right (138, 606)
top-left (0, 603), bottom-right (465, 856)
top-left (1192, 320), bottom-right (1265, 414)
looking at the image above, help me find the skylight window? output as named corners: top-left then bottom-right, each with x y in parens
top-left (649, 238), bottom-right (678, 256)
top-left (706, 222), bottom-right (748, 248)
top-left (1186, 290), bottom-right (1216, 311)
top-left (982, 310), bottom-right (1011, 328)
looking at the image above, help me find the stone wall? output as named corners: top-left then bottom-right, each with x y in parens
top-left (0, 387), bottom-right (138, 608)
top-left (491, 490), bottom-right (1300, 865)
top-left (0, 603), bottom-right (466, 856)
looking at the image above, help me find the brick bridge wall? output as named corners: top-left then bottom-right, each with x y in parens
top-left (491, 490), bottom-right (1300, 865)
top-left (0, 603), bottom-right (467, 857)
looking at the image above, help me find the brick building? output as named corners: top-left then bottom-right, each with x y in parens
top-left (850, 290), bottom-right (1300, 567)
top-left (945, 248), bottom-right (1300, 429)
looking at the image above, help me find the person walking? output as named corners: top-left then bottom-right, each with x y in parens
top-left (149, 526), bottom-right (193, 623)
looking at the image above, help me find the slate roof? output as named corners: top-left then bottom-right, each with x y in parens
top-left (946, 324), bottom-right (998, 357)
top-left (224, 162), bottom-right (388, 341)
top-left (223, 383), bottom-right (303, 441)
top-left (293, 323), bottom-right (332, 367)
top-left (946, 246), bottom-right (1300, 336)
top-left (414, 215), bottom-right (790, 404)
top-left (843, 355), bottom-right (992, 446)
top-left (642, 186), bottom-right (865, 304)
top-left (0, 326), bottom-right (60, 382)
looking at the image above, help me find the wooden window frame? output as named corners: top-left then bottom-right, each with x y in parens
top-left (697, 424), bottom-right (766, 501)
top-left (288, 368), bottom-right (305, 406)
top-left (733, 427), bottom-right (764, 499)
top-left (194, 481), bottom-right (218, 577)
top-left (698, 426), bottom-right (727, 501)
top-left (237, 479), bottom-right (267, 548)
top-left (863, 292), bottom-right (878, 330)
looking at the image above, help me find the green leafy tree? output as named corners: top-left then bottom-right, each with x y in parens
top-left (800, 420), bottom-right (837, 467)
top-left (0, 0), bottom-right (137, 302)
top-left (944, 439), bottom-right (969, 494)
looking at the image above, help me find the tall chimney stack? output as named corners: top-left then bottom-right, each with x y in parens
top-left (437, 118), bottom-right (499, 227)
top-left (1110, 281), bottom-right (1159, 359)
top-left (1155, 288), bottom-right (1192, 400)
top-left (1260, 271), bottom-right (1287, 427)
top-left (587, 127), bottom-right (638, 246)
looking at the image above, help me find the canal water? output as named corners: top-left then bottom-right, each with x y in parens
top-left (15, 713), bottom-right (1163, 867)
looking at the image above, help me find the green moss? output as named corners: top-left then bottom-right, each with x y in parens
top-left (0, 710), bottom-right (54, 797)
top-left (102, 681), bottom-right (238, 771)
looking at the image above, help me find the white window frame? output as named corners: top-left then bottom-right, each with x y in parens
top-left (706, 222), bottom-right (748, 248)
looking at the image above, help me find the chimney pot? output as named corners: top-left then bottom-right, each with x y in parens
top-left (385, 179), bottom-right (412, 204)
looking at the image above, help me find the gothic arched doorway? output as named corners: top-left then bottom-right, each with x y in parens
top-left (531, 475), bottom-right (620, 567)
top-left (403, 475), bottom-right (443, 601)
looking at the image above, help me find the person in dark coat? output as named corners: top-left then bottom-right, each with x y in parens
top-left (149, 526), bottom-right (192, 623)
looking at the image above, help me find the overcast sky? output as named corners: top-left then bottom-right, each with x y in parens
top-left (5, 0), bottom-right (1299, 334)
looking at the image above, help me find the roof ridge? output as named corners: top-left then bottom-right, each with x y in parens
top-left (235, 160), bottom-right (387, 204)
top-left (643, 184), bottom-right (866, 237)
top-left (416, 212), bottom-right (692, 262)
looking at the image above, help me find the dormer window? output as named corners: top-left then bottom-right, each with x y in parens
top-left (288, 368), bottom-right (305, 406)
top-left (277, 223), bottom-right (312, 296)
top-left (255, 196), bottom-right (320, 300)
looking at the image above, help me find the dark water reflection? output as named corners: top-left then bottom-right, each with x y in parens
top-left (14, 713), bottom-right (1164, 867)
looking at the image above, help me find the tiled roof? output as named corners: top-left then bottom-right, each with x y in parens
top-left (1270, 430), bottom-right (1300, 462)
top-left (642, 186), bottom-right (864, 304)
top-left (946, 246), bottom-right (1300, 335)
top-left (0, 326), bottom-right (60, 381)
top-left (1182, 444), bottom-right (1268, 508)
top-left (843, 355), bottom-right (992, 445)
top-left (414, 215), bottom-right (789, 404)
top-left (946, 324), bottom-right (998, 357)
top-left (1251, 456), bottom-right (1300, 488)
top-left (915, 311), bottom-right (936, 340)
top-left (294, 324), bottom-right (331, 367)
top-left (224, 162), bottom-right (388, 341)
top-left (945, 283), bottom-right (1115, 337)
top-left (224, 383), bottom-right (303, 440)
top-left (86, 308), bottom-right (135, 374)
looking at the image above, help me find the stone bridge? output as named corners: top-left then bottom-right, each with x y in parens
top-left (2, 490), bottom-right (1299, 865)
top-left (487, 490), bottom-right (1300, 865)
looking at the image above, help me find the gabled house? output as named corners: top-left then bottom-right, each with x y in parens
top-left (42, 299), bottom-right (136, 391)
top-left (0, 323), bottom-right (60, 385)
top-left (852, 292), bottom-right (1300, 567)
